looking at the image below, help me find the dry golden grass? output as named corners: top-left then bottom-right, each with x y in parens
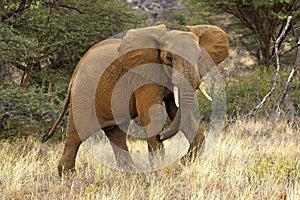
top-left (0, 119), bottom-right (299, 200)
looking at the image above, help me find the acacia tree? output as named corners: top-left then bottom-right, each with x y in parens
top-left (0, 0), bottom-right (146, 86)
top-left (188, 0), bottom-right (300, 68)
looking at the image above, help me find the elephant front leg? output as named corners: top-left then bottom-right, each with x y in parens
top-left (158, 94), bottom-right (181, 140)
top-left (134, 85), bottom-right (165, 168)
top-left (180, 114), bottom-right (205, 162)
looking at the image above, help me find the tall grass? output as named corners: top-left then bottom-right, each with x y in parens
top-left (0, 119), bottom-right (299, 199)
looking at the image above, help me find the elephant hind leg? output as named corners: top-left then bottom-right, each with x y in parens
top-left (104, 123), bottom-right (135, 171)
top-left (58, 138), bottom-right (81, 176)
top-left (58, 109), bottom-right (82, 176)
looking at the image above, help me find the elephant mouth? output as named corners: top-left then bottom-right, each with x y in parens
top-left (173, 83), bottom-right (212, 107)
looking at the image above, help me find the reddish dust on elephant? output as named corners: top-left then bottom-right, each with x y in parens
top-left (43, 24), bottom-right (229, 176)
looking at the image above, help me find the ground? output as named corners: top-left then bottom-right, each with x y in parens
top-left (0, 119), bottom-right (299, 199)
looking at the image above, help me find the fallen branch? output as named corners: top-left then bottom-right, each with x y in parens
top-left (243, 16), bottom-right (293, 119)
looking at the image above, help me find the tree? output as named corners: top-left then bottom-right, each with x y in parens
top-left (188, 0), bottom-right (300, 68)
top-left (0, 0), bottom-right (146, 86)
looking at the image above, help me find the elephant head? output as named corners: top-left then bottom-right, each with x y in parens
top-left (117, 24), bottom-right (229, 102)
top-left (118, 25), bottom-right (209, 100)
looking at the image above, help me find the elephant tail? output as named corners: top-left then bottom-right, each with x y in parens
top-left (42, 83), bottom-right (71, 143)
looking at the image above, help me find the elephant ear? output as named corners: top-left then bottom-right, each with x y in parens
top-left (118, 24), bottom-right (166, 55)
top-left (186, 25), bottom-right (230, 64)
top-left (118, 25), bottom-right (170, 84)
top-left (118, 24), bottom-right (167, 65)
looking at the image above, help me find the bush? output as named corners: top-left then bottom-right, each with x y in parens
top-left (0, 79), bottom-right (68, 141)
top-left (197, 66), bottom-right (300, 121)
top-left (226, 68), bottom-right (275, 118)
top-left (0, 0), bottom-right (147, 85)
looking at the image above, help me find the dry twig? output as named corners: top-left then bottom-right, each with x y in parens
top-left (275, 38), bottom-right (300, 120)
top-left (243, 16), bottom-right (293, 119)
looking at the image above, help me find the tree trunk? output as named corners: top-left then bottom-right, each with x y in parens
top-left (297, 39), bottom-right (300, 79)
top-left (21, 64), bottom-right (34, 88)
top-left (0, 0), bottom-right (3, 22)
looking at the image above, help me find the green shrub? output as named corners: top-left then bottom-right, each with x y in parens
top-left (0, 80), bottom-right (67, 140)
top-left (196, 66), bottom-right (300, 121)
top-left (226, 68), bottom-right (275, 118)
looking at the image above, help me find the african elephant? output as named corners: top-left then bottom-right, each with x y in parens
top-left (43, 24), bottom-right (229, 176)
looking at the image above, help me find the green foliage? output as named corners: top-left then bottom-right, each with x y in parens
top-left (0, 0), bottom-right (147, 84)
top-left (187, 0), bottom-right (300, 67)
top-left (168, 12), bottom-right (187, 25)
top-left (158, 8), bottom-right (207, 30)
top-left (197, 68), bottom-right (275, 121)
top-left (226, 68), bottom-right (275, 117)
top-left (197, 66), bottom-right (300, 121)
top-left (0, 81), bottom-right (67, 140)
top-left (197, 93), bottom-right (212, 122)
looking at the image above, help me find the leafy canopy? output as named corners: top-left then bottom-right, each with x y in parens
top-left (0, 0), bottom-right (146, 85)
top-left (188, 0), bottom-right (300, 67)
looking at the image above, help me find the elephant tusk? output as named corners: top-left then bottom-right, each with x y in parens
top-left (199, 82), bottom-right (212, 101)
top-left (173, 86), bottom-right (179, 107)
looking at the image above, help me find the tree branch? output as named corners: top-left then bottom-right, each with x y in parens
top-left (1, 0), bottom-right (33, 22)
top-left (276, 38), bottom-right (300, 120)
top-left (59, 4), bottom-right (84, 14)
top-left (20, 63), bottom-right (34, 88)
top-left (14, 64), bottom-right (26, 71)
top-left (243, 16), bottom-right (293, 119)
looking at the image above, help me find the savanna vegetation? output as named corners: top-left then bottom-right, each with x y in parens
top-left (1, 120), bottom-right (299, 199)
top-left (0, 0), bottom-right (300, 199)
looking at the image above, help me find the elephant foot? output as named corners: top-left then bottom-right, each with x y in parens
top-left (58, 140), bottom-right (81, 176)
top-left (148, 150), bottom-right (165, 170)
top-left (181, 135), bottom-right (205, 164)
top-left (158, 127), bottom-right (178, 141)
top-left (112, 148), bottom-right (136, 170)
top-left (180, 146), bottom-right (198, 165)
top-left (58, 159), bottom-right (76, 176)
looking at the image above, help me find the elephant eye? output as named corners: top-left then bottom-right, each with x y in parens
top-left (165, 54), bottom-right (172, 64)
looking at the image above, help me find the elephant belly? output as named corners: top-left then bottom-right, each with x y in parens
top-left (95, 94), bottom-right (137, 129)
